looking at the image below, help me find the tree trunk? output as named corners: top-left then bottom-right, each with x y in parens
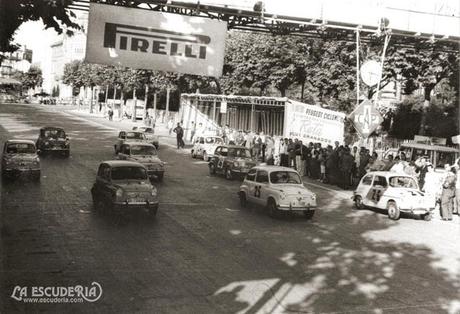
top-left (120, 90), bottom-right (124, 119)
top-left (105, 85), bottom-right (109, 104)
top-left (419, 85), bottom-right (433, 135)
top-left (300, 79), bottom-right (305, 102)
top-left (132, 88), bottom-right (137, 122)
top-left (164, 87), bottom-right (170, 123)
top-left (143, 84), bottom-right (149, 121)
top-left (89, 86), bottom-right (94, 113)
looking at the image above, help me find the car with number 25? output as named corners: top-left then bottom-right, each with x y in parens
top-left (353, 171), bottom-right (433, 221)
top-left (239, 166), bottom-right (317, 219)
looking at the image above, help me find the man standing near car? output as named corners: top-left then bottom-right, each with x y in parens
top-left (440, 164), bottom-right (456, 220)
top-left (173, 123), bottom-right (185, 149)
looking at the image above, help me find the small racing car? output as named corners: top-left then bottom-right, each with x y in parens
top-left (91, 161), bottom-right (159, 217)
top-left (132, 126), bottom-right (159, 149)
top-left (353, 171), bottom-right (433, 220)
top-left (1, 139), bottom-right (41, 181)
top-left (191, 136), bottom-right (223, 161)
top-left (36, 126), bottom-right (70, 157)
top-left (209, 145), bottom-right (256, 180)
top-left (239, 166), bottom-right (317, 218)
top-left (114, 131), bottom-right (148, 154)
top-left (117, 143), bottom-right (165, 181)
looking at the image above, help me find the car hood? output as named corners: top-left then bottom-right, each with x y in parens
top-left (277, 185), bottom-right (314, 196)
top-left (128, 155), bottom-right (162, 164)
top-left (4, 154), bottom-right (38, 162)
top-left (113, 181), bottom-right (153, 192)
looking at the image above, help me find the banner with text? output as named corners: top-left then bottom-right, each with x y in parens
top-left (86, 3), bottom-right (227, 77)
top-left (284, 100), bottom-right (345, 146)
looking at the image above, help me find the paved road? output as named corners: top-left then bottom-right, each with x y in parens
top-left (1, 103), bottom-right (459, 313)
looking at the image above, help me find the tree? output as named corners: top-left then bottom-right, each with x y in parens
top-left (12, 66), bottom-right (43, 91)
top-left (0, 0), bottom-right (79, 63)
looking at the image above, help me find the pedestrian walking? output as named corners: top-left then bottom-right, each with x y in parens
top-left (440, 164), bottom-right (456, 220)
top-left (173, 123), bottom-right (185, 149)
top-left (108, 106), bottom-right (114, 121)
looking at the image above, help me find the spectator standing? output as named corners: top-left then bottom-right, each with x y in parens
top-left (440, 165), bottom-right (456, 220)
top-left (339, 148), bottom-right (354, 189)
top-left (280, 138), bottom-right (289, 167)
top-left (288, 139), bottom-right (296, 168)
top-left (295, 140), bottom-right (303, 174)
top-left (173, 123), bottom-right (185, 149)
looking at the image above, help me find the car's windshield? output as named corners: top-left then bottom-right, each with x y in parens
top-left (111, 166), bottom-right (147, 180)
top-left (228, 148), bottom-right (252, 158)
top-left (389, 176), bottom-right (418, 189)
top-left (141, 127), bottom-right (153, 133)
top-left (126, 132), bottom-right (144, 139)
top-left (205, 137), bottom-right (222, 144)
top-left (130, 145), bottom-right (157, 156)
top-left (6, 143), bottom-right (36, 154)
top-left (270, 171), bottom-right (302, 184)
top-left (43, 129), bottom-right (65, 138)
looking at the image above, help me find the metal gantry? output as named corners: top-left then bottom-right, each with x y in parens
top-left (69, 0), bottom-right (459, 52)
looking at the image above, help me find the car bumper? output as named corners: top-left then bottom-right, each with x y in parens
top-left (42, 147), bottom-right (69, 151)
top-left (4, 167), bottom-right (40, 174)
top-left (113, 201), bottom-right (159, 211)
top-left (400, 207), bottom-right (432, 215)
top-left (278, 204), bottom-right (317, 211)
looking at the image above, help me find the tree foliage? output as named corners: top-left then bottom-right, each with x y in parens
top-left (0, 0), bottom-right (79, 62)
top-left (13, 65), bottom-right (43, 90)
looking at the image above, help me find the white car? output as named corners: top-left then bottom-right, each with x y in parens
top-left (191, 136), bottom-right (224, 161)
top-left (353, 171), bottom-right (433, 220)
top-left (239, 166), bottom-right (317, 218)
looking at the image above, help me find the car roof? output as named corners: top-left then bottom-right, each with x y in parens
top-left (5, 139), bottom-right (35, 145)
top-left (400, 143), bottom-right (459, 153)
top-left (122, 130), bottom-right (143, 134)
top-left (101, 160), bottom-right (145, 167)
top-left (41, 126), bottom-right (64, 131)
top-left (251, 165), bottom-right (299, 172)
top-left (365, 171), bottom-right (413, 178)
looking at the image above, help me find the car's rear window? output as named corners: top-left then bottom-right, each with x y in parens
top-left (111, 166), bottom-right (147, 180)
top-left (389, 176), bottom-right (418, 189)
top-left (126, 132), bottom-right (144, 139)
top-left (6, 143), bottom-right (36, 154)
top-left (43, 129), bottom-right (65, 138)
top-left (130, 145), bottom-right (157, 156)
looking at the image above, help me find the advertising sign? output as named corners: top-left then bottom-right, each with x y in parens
top-left (220, 100), bottom-right (227, 113)
top-left (284, 100), bottom-right (345, 146)
top-left (86, 3), bottom-right (227, 77)
top-left (348, 99), bottom-right (383, 138)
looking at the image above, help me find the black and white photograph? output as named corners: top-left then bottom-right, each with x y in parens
top-left (0, 0), bottom-right (459, 313)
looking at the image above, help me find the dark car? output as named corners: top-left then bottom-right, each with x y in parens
top-left (208, 145), bottom-right (257, 180)
top-left (1, 139), bottom-right (41, 181)
top-left (36, 127), bottom-right (70, 157)
top-left (91, 161), bottom-right (159, 217)
top-left (132, 126), bottom-right (159, 149)
top-left (117, 143), bottom-right (165, 181)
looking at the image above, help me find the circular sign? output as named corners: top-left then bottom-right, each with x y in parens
top-left (360, 60), bottom-right (381, 87)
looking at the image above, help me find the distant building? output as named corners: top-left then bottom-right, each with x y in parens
top-left (45, 11), bottom-right (88, 97)
top-left (0, 46), bottom-right (32, 78)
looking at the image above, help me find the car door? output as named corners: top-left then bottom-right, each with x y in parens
top-left (244, 169), bottom-right (257, 203)
top-left (217, 147), bottom-right (228, 171)
top-left (253, 170), bottom-right (269, 206)
top-left (358, 174), bottom-right (374, 207)
top-left (367, 175), bottom-right (388, 208)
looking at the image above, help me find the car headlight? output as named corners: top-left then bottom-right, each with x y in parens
top-left (115, 189), bottom-right (123, 197)
top-left (151, 187), bottom-right (157, 196)
top-left (233, 161), bottom-right (240, 168)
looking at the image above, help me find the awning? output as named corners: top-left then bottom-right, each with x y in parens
top-left (0, 77), bottom-right (22, 85)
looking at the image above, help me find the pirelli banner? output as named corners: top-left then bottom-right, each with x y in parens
top-left (284, 100), bottom-right (345, 146)
top-left (86, 3), bottom-right (227, 77)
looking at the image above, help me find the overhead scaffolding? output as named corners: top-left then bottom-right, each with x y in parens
top-left (71, 0), bottom-right (459, 53)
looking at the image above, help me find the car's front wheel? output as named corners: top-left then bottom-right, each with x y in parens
top-left (354, 195), bottom-right (363, 209)
top-left (267, 198), bottom-right (279, 218)
top-left (303, 210), bottom-right (315, 219)
top-left (225, 168), bottom-right (233, 180)
top-left (157, 173), bottom-right (164, 182)
top-left (209, 163), bottom-right (216, 175)
top-left (387, 201), bottom-right (400, 220)
top-left (239, 191), bottom-right (247, 208)
top-left (423, 212), bottom-right (432, 221)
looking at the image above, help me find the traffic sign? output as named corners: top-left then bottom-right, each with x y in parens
top-left (348, 100), bottom-right (383, 138)
top-left (360, 60), bottom-right (381, 87)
